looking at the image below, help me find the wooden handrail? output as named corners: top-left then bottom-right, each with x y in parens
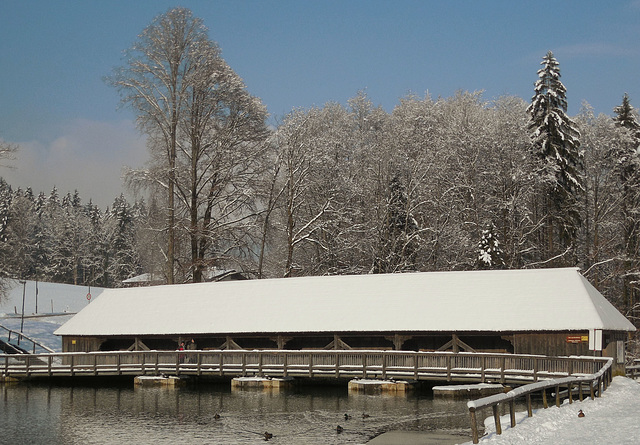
top-left (467, 357), bottom-right (613, 444)
top-left (1, 350), bottom-right (611, 386)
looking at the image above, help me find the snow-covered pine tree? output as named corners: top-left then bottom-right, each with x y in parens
top-left (613, 93), bottom-right (640, 137)
top-left (477, 223), bottom-right (505, 269)
top-left (613, 94), bottom-right (640, 324)
top-left (527, 51), bottom-right (583, 264)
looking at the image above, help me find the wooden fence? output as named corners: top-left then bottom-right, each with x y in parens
top-left (467, 357), bottom-right (613, 443)
top-left (2, 350), bottom-right (611, 384)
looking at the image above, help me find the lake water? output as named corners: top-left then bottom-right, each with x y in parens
top-left (1, 380), bottom-right (474, 445)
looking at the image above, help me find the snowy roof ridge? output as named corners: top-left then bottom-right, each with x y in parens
top-left (55, 268), bottom-right (636, 337)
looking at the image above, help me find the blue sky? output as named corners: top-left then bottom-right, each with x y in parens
top-left (1, 0), bottom-right (639, 208)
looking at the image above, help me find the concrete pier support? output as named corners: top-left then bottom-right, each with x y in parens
top-left (348, 378), bottom-right (417, 394)
top-left (231, 376), bottom-right (295, 391)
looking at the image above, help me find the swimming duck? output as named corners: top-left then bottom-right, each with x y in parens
top-left (213, 413), bottom-right (221, 420)
top-left (336, 425), bottom-right (343, 433)
top-left (344, 413), bottom-right (351, 420)
top-left (362, 413), bottom-right (370, 419)
top-left (578, 410), bottom-right (585, 418)
top-left (264, 431), bottom-right (273, 441)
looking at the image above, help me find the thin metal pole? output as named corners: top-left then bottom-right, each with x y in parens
top-left (19, 280), bottom-right (26, 345)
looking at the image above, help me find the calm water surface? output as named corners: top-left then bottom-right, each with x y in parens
top-left (1, 380), bottom-right (474, 445)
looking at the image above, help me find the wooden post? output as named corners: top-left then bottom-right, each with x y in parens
top-left (579, 381), bottom-right (584, 401)
top-left (155, 352), bottom-right (159, 375)
top-left (382, 353), bottom-right (387, 380)
top-left (446, 355), bottom-right (451, 381)
top-left (308, 353), bottom-right (313, 378)
top-left (568, 382), bottom-right (573, 404)
top-left (258, 352), bottom-right (263, 377)
top-left (414, 353), bottom-right (419, 379)
top-left (219, 352), bottom-right (224, 376)
top-left (470, 409), bottom-right (479, 444)
top-left (590, 380), bottom-right (595, 400)
top-left (48, 355), bottom-right (52, 377)
top-left (283, 353), bottom-right (288, 378)
top-left (555, 385), bottom-right (560, 407)
top-left (542, 388), bottom-right (548, 408)
top-left (335, 353), bottom-right (340, 378)
top-left (197, 352), bottom-right (202, 376)
top-left (493, 404), bottom-right (502, 435)
top-left (526, 393), bottom-right (533, 417)
top-left (533, 357), bottom-right (538, 382)
top-left (93, 354), bottom-right (98, 376)
top-left (241, 353), bottom-right (247, 377)
top-left (362, 353), bottom-right (367, 379)
top-left (509, 399), bottom-right (516, 427)
top-left (481, 355), bottom-right (486, 383)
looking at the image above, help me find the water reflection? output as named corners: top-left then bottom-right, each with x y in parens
top-left (1, 382), bottom-right (473, 444)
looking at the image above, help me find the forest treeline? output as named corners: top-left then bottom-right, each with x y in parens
top-left (1, 8), bottom-right (639, 328)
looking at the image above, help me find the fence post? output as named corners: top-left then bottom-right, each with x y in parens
top-left (481, 355), bottom-right (486, 383)
top-left (568, 382), bottom-right (573, 404)
top-left (362, 353), bottom-right (367, 379)
top-left (382, 353), bottom-right (387, 380)
top-left (283, 352), bottom-right (288, 378)
top-left (308, 353), bottom-right (313, 378)
top-left (500, 356), bottom-right (506, 383)
top-left (492, 404), bottom-right (502, 435)
top-left (578, 381), bottom-right (583, 401)
top-left (542, 387), bottom-right (548, 408)
top-left (526, 393), bottom-right (533, 417)
top-left (533, 357), bottom-right (538, 382)
top-left (470, 409), bottom-right (479, 444)
top-left (509, 399), bottom-right (516, 427)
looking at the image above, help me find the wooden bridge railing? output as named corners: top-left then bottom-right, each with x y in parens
top-left (1, 350), bottom-right (611, 384)
top-left (467, 357), bottom-right (613, 444)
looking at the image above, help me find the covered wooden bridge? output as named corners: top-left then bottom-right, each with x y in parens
top-left (53, 268), bottom-right (635, 374)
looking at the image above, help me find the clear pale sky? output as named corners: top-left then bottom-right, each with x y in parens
top-left (1, 0), bottom-right (639, 208)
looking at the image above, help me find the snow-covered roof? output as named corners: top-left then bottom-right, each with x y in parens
top-left (55, 268), bottom-right (636, 337)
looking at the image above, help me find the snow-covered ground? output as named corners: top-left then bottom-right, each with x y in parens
top-left (1, 279), bottom-right (105, 352)
top-left (468, 376), bottom-right (640, 444)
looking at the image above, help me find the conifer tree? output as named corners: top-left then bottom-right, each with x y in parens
top-left (527, 51), bottom-right (583, 264)
top-left (477, 223), bottom-right (505, 269)
top-left (613, 94), bottom-right (640, 323)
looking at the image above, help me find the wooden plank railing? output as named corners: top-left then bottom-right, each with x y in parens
top-left (1, 350), bottom-right (611, 384)
top-left (0, 324), bottom-right (56, 354)
top-left (467, 357), bottom-right (613, 444)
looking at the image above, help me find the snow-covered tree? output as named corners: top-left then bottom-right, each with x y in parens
top-left (104, 194), bottom-right (141, 286)
top-left (477, 223), bottom-right (505, 269)
top-left (527, 51), bottom-right (583, 265)
top-left (612, 95), bottom-right (640, 324)
top-left (114, 7), bottom-right (269, 283)
top-left (373, 175), bottom-right (421, 273)
top-left (110, 8), bottom-right (209, 284)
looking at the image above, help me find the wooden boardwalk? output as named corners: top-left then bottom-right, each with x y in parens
top-left (1, 350), bottom-right (611, 384)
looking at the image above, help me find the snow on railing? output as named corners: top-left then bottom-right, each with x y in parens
top-left (466, 357), bottom-right (614, 444)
